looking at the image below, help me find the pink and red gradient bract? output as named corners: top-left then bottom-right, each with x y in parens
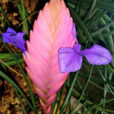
top-left (23, 0), bottom-right (76, 113)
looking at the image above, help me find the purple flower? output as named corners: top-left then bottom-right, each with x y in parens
top-left (58, 25), bottom-right (112, 73)
top-left (58, 43), bottom-right (112, 73)
top-left (2, 27), bottom-right (27, 53)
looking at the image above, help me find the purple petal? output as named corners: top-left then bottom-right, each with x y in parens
top-left (6, 27), bottom-right (16, 34)
top-left (81, 44), bottom-right (112, 65)
top-left (58, 47), bottom-right (74, 53)
top-left (14, 32), bottom-right (26, 52)
top-left (2, 28), bottom-right (26, 52)
top-left (72, 23), bottom-right (77, 40)
top-left (2, 33), bottom-right (13, 43)
top-left (73, 43), bottom-right (81, 53)
top-left (58, 47), bottom-right (82, 73)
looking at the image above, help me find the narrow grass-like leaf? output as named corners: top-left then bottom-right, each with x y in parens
top-left (76, 79), bottom-right (83, 91)
top-left (0, 53), bottom-right (22, 60)
top-left (64, 97), bottom-right (71, 114)
top-left (91, 20), bottom-right (114, 37)
top-left (13, 0), bottom-right (23, 19)
top-left (0, 59), bottom-right (23, 76)
top-left (107, 64), bottom-right (114, 73)
top-left (51, 90), bottom-right (60, 114)
top-left (19, 0), bottom-right (29, 35)
top-left (0, 16), bottom-right (5, 26)
top-left (83, 0), bottom-right (97, 22)
top-left (18, 10), bottom-right (39, 28)
top-left (3, 44), bottom-right (37, 114)
top-left (0, 70), bottom-right (34, 111)
top-left (0, 7), bottom-right (10, 25)
top-left (102, 31), bottom-right (114, 38)
top-left (92, 10), bottom-right (106, 22)
top-left (14, 0), bottom-right (29, 34)
top-left (71, 66), bottom-right (93, 113)
top-left (5, 58), bottom-right (24, 66)
top-left (55, 84), bottom-right (66, 114)
top-left (102, 67), bottom-right (108, 110)
top-left (97, 67), bottom-right (114, 95)
top-left (15, 88), bottom-right (26, 114)
top-left (100, 17), bottom-right (114, 67)
top-left (83, 98), bottom-right (114, 113)
top-left (75, 1), bottom-right (81, 14)
top-left (19, 0), bottom-right (26, 18)
top-left (103, 14), bottom-right (114, 28)
top-left (13, 0), bottom-right (31, 25)
top-left (77, 28), bottom-right (86, 43)
top-left (0, 63), bottom-right (7, 72)
top-left (67, 0), bottom-right (114, 13)
top-left (92, 23), bottom-right (107, 47)
top-left (69, 7), bottom-right (93, 42)
top-left (97, 107), bottom-right (114, 113)
top-left (60, 72), bottom-right (79, 113)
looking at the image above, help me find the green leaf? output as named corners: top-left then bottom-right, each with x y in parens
top-left (60, 72), bottom-right (79, 113)
top-left (0, 70), bottom-right (34, 111)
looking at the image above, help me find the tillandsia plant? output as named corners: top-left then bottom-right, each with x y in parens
top-left (23, 0), bottom-right (76, 113)
top-left (1, 0), bottom-right (113, 114)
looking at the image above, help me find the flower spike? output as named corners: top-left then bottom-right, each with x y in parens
top-left (23, 0), bottom-right (76, 113)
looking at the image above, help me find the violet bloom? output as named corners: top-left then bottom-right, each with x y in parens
top-left (58, 27), bottom-right (112, 73)
top-left (2, 27), bottom-right (27, 53)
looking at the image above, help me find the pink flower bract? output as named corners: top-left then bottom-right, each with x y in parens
top-left (23, 0), bottom-right (76, 113)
